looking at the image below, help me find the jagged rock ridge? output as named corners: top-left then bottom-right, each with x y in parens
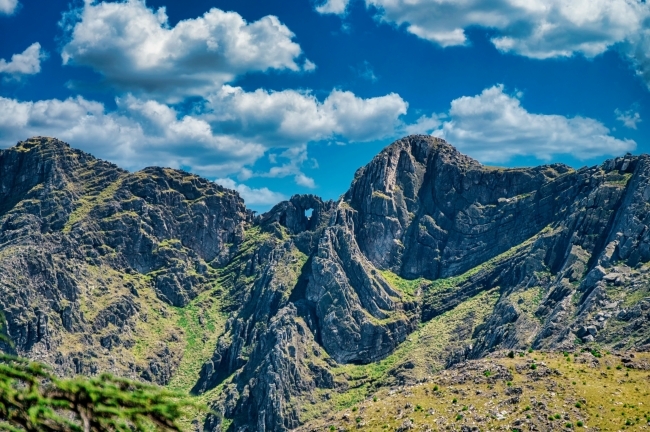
top-left (2, 135), bottom-right (650, 431)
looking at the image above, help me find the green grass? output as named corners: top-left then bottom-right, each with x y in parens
top-left (299, 288), bottom-right (500, 424)
top-left (300, 351), bottom-right (650, 431)
top-left (63, 176), bottom-right (126, 232)
top-left (379, 270), bottom-right (428, 297)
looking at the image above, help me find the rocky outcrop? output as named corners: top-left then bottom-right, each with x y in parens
top-left (0, 137), bottom-right (250, 384)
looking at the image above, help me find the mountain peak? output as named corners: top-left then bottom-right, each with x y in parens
top-left (15, 136), bottom-right (70, 151)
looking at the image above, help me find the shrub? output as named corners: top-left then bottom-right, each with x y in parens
top-left (507, 351), bottom-right (515, 359)
top-left (576, 420), bottom-right (584, 427)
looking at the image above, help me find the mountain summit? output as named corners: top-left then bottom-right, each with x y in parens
top-left (2, 135), bottom-right (650, 431)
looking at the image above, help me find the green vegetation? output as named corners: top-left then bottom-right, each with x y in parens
top-left (0, 316), bottom-right (200, 431)
top-left (301, 351), bottom-right (650, 431)
top-left (605, 172), bottom-right (633, 186)
top-left (63, 175), bottom-right (126, 232)
top-left (300, 289), bottom-right (499, 423)
top-left (379, 270), bottom-right (428, 297)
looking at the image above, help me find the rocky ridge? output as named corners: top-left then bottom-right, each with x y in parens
top-left (2, 136), bottom-right (650, 431)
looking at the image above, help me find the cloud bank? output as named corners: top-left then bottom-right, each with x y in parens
top-left (317, 0), bottom-right (650, 88)
top-left (0, 85), bottom-right (409, 181)
top-left (433, 85), bottom-right (636, 162)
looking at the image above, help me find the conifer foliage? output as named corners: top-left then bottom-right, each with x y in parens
top-left (0, 315), bottom-right (198, 431)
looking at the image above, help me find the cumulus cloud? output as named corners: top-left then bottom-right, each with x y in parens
top-left (615, 108), bottom-right (642, 129)
top-left (215, 178), bottom-right (287, 207)
top-left (0, 43), bottom-right (46, 77)
top-left (205, 86), bottom-right (408, 146)
top-left (0, 0), bottom-right (18, 15)
top-left (316, 0), bottom-right (350, 15)
top-left (0, 95), bottom-right (264, 177)
top-left (331, 0), bottom-right (650, 61)
top-left (60, 0), bottom-right (311, 101)
top-left (432, 85), bottom-right (636, 162)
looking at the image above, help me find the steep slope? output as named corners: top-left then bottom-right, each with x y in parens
top-left (0, 137), bottom-right (250, 384)
top-left (192, 136), bottom-right (650, 431)
top-left (2, 135), bottom-right (650, 432)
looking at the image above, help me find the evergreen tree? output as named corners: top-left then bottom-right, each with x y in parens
top-left (0, 314), bottom-right (200, 431)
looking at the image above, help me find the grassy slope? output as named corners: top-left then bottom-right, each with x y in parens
top-left (299, 289), bottom-right (500, 425)
top-left (300, 351), bottom-right (650, 431)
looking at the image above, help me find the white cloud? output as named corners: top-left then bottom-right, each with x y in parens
top-left (432, 85), bottom-right (636, 162)
top-left (60, 0), bottom-right (311, 101)
top-left (615, 108), bottom-right (642, 129)
top-left (400, 113), bottom-right (441, 136)
top-left (0, 0), bottom-right (18, 15)
top-left (269, 146), bottom-right (317, 188)
top-left (0, 43), bottom-right (46, 77)
top-left (0, 84), bottom-right (410, 186)
top-left (316, 0), bottom-right (350, 15)
top-left (206, 85), bottom-right (408, 146)
top-left (215, 178), bottom-right (287, 206)
top-left (0, 95), bottom-right (264, 177)
top-left (358, 0), bottom-right (650, 60)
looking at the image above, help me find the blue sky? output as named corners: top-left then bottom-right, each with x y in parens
top-left (0, 0), bottom-right (648, 212)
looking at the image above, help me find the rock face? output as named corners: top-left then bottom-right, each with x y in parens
top-left (0, 137), bottom-right (250, 384)
top-left (3, 135), bottom-right (650, 431)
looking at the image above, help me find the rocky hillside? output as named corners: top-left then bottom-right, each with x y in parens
top-left (298, 350), bottom-right (650, 431)
top-left (2, 135), bottom-right (650, 431)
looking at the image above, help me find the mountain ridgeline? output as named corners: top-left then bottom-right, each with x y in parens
top-left (1, 136), bottom-right (650, 431)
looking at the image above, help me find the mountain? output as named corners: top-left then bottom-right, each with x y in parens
top-left (1, 135), bottom-right (650, 431)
